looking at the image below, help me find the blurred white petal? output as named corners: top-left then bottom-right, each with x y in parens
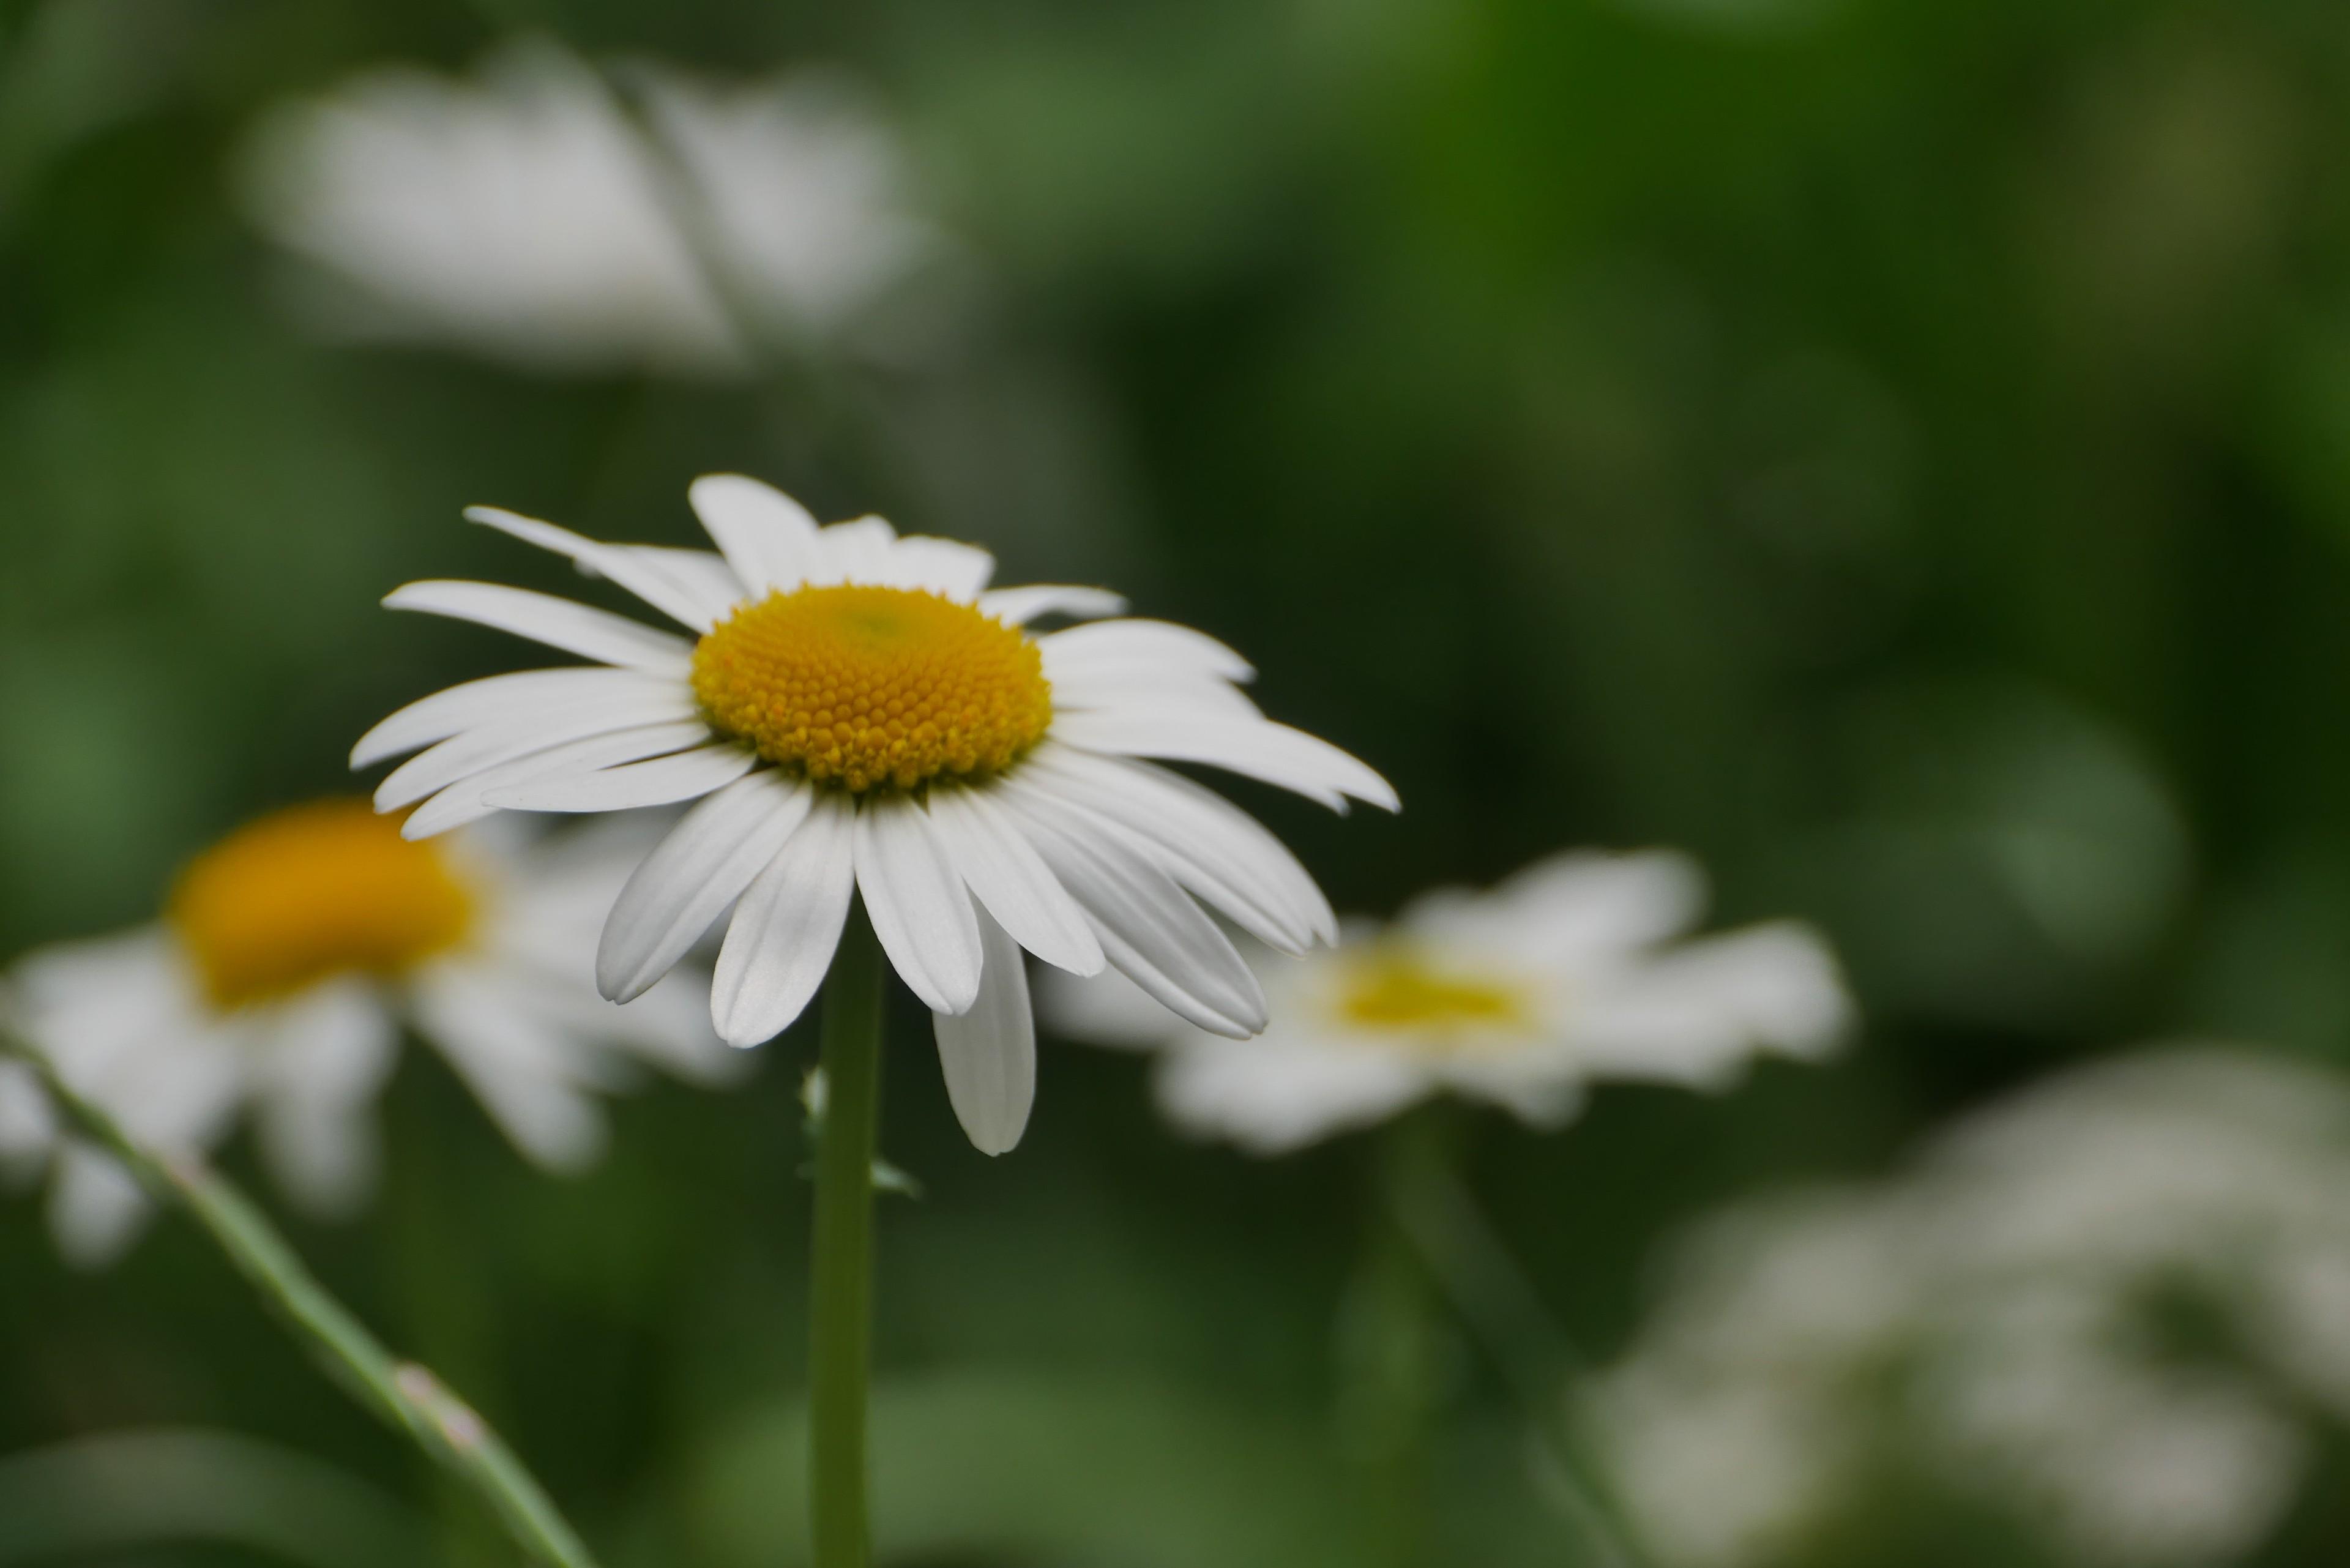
top-left (239, 43), bottom-right (934, 377)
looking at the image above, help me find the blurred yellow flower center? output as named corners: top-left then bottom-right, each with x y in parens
top-left (1338, 950), bottom-right (1531, 1043)
top-left (692, 584), bottom-right (1053, 793)
top-left (170, 800), bottom-right (475, 1011)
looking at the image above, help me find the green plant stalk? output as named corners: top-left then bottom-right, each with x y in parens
top-left (1385, 1132), bottom-right (1655, 1568)
top-left (387, 1069), bottom-right (507, 1568)
top-left (0, 1032), bottom-right (599, 1568)
top-left (809, 903), bottom-right (886, 1568)
top-left (1341, 1111), bottom-right (1450, 1568)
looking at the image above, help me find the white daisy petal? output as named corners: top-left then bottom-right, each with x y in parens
top-left (1004, 802), bottom-right (1267, 1039)
top-left (622, 545), bottom-right (752, 624)
top-left (385, 580), bottom-right (693, 673)
top-left (20, 937), bottom-right (250, 1162)
top-left (924, 782), bottom-right (1105, 977)
top-left (483, 741), bottom-right (756, 813)
top-left (1044, 663), bottom-right (1265, 720)
top-left (465, 505), bottom-right (718, 632)
top-left (411, 970), bottom-right (606, 1169)
top-left (712, 791), bottom-right (856, 1045)
top-left (0, 1062), bottom-right (56, 1171)
top-left (1040, 619), bottom-right (1256, 684)
top-left (868, 536), bottom-right (995, 601)
top-left (351, 666), bottom-right (685, 768)
top-left (13, 930), bottom-right (195, 1053)
top-left (1575, 922), bottom-right (1852, 1086)
top-left (1049, 709), bottom-right (1398, 814)
top-left (1489, 850), bottom-right (1709, 960)
top-left (253, 1089), bottom-right (381, 1214)
top-left (1438, 1053), bottom-right (1589, 1127)
top-left (688, 472), bottom-right (823, 594)
top-left (852, 794), bottom-right (985, 1015)
top-left (373, 693), bottom-right (704, 810)
top-left (597, 771), bottom-right (816, 1002)
top-left (250, 982), bottom-right (397, 1217)
top-left (403, 722), bottom-right (714, 838)
top-left (50, 1144), bottom-right (154, 1269)
top-left (932, 905), bottom-right (1036, 1155)
top-left (1010, 746), bottom-right (1335, 952)
top-left (1157, 1037), bottom-right (1429, 1155)
top-left (815, 514), bottom-right (897, 583)
top-left (1034, 957), bottom-right (1184, 1050)
top-left (979, 584), bottom-right (1128, 626)
top-left (508, 963), bottom-right (739, 1083)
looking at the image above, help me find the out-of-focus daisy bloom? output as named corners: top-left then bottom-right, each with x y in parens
top-left (0, 802), bottom-right (732, 1266)
top-left (1043, 850), bottom-right (1849, 1154)
top-left (352, 477), bottom-right (1394, 1155)
top-left (0, 1055), bottom-right (59, 1188)
top-left (1598, 1047), bottom-right (2350, 1568)
top-left (238, 40), bottom-right (933, 377)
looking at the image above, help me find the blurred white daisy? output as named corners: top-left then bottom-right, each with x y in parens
top-left (353, 475), bottom-right (1394, 1155)
top-left (0, 1056), bottom-right (58, 1183)
top-left (1042, 849), bottom-right (1851, 1154)
top-left (238, 40), bottom-right (933, 376)
top-left (1598, 1047), bottom-right (2350, 1568)
top-left (0, 800), bottom-right (733, 1266)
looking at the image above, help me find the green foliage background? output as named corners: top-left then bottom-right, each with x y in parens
top-left (6, 0), bottom-right (2350, 1561)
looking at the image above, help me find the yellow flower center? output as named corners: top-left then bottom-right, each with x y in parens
top-left (170, 800), bottom-right (476, 1010)
top-left (1337, 949), bottom-right (1532, 1049)
top-left (691, 584), bottom-right (1053, 793)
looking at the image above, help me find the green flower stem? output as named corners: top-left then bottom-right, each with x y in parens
top-left (387, 1076), bottom-right (507, 1568)
top-left (0, 1031), bottom-right (599, 1568)
top-left (809, 902), bottom-right (886, 1568)
top-left (1384, 1129), bottom-right (1655, 1568)
top-left (1343, 1111), bottom-right (1451, 1568)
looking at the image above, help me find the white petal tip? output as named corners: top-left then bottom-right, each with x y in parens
top-left (931, 985), bottom-right (985, 1019)
top-left (595, 965), bottom-right (657, 1006)
top-left (349, 730), bottom-right (407, 770)
top-left (713, 988), bottom-right (819, 1047)
top-left (953, 1108), bottom-right (1029, 1155)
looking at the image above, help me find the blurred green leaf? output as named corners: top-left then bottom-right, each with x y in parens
top-left (0, 1427), bottom-right (428, 1567)
top-left (684, 1369), bottom-right (1362, 1568)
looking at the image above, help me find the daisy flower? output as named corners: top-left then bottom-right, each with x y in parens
top-left (1599, 1047), bottom-right (2350, 1568)
top-left (238, 41), bottom-right (932, 377)
top-left (0, 801), bottom-right (732, 1266)
top-left (1043, 849), bottom-right (1851, 1154)
top-left (352, 475), bottom-right (1395, 1154)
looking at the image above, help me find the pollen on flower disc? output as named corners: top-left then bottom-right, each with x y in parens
top-left (691, 584), bottom-right (1053, 792)
top-left (170, 799), bottom-right (476, 1010)
top-left (1335, 948), bottom-right (1532, 1051)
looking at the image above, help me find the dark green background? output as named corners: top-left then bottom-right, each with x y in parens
top-left (6, 0), bottom-right (2350, 1561)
